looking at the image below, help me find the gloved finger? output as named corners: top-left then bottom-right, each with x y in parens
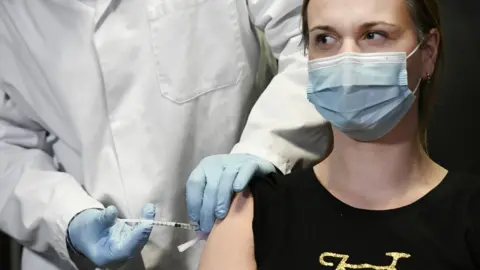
top-left (186, 165), bottom-right (207, 222)
top-left (214, 168), bottom-right (238, 220)
top-left (140, 203), bottom-right (156, 222)
top-left (97, 205), bottom-right (118, 229)
top-left (127, 203), bottom-right (156, 233)
top-left (121, 220), bottom-right (154, 257)
top-left (130, 203), bottom-right (156, 249)
top-left (199, 167), bottom-right (224, 232)
top-left (233, 162), bottom-right (259, 192)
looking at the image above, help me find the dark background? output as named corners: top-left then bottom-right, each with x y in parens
top-left (1, 0), bottom-right (479, 269)
top-left (427, 0), bottom-right (480, 173)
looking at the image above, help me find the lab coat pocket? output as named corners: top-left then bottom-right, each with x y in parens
top-left (147, 0), bottom-right (244, 104)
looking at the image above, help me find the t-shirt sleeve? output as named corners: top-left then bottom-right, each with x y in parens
top-left (249, 173), bottom-right (286, 266)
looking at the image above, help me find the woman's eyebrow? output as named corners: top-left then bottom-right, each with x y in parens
top-left (361, 21), bottom-right (400, 29)
top-left (309, 21), bottom-right (400, 33)
top-left (309, 25), bottom-right (336, 33)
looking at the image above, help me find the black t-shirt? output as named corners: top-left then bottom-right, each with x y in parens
top-left (250, 169), bottom-right (480, 270)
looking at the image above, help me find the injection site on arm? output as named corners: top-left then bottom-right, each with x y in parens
top-left (199, 191), bottom-right (257, 270)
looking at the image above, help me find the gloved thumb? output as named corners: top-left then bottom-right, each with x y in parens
top-left (97, 205), bottom-right (118, 228)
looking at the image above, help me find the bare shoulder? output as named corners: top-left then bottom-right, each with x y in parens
top-left (199, 190), bottom-right (256, 270)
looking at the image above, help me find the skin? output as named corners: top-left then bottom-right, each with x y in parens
top-left (199, 0), bottom-right (444, 269)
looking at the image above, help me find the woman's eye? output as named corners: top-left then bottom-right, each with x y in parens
top-left (315, 34), bottom-right (335, 45)
top-left (312, 34), bottom-right (337, 50)
top-left (362, 31), bottom-right (389, 46)
top-left (364, 31), bottom-right (387, 41)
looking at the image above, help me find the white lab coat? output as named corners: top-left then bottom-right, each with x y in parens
top-left (0, 0), bottom-right (329, 269)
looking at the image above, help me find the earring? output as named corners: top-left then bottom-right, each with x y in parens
top-left (425, 72), bottom-right (432, 82)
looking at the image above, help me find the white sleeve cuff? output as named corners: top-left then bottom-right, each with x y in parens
top-left (230, 142), bottom-right (292, 174)
top-left (38, 172), bottom-right (105, 264)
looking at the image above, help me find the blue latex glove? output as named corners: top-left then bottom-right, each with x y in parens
top-left (187, 154), bottom-right (276, 231)
top-left (68, 203), bottom-right (155, 267)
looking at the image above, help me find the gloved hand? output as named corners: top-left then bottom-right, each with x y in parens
top-left (67, 203), bottom-right (156, 267)
top-left (187, 154), bottom-right (276, 232)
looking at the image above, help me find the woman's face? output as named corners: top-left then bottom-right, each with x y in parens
top-left (307, 0), bottom-right (439, 89)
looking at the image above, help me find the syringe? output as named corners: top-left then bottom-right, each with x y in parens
top-left (117, 219), bottom-right (199, 231)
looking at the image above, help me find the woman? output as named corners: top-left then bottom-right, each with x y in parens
top-left (199, 0), bottom-right (480, 269)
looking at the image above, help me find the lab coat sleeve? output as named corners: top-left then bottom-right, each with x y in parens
top-left (0, 91), bottom-right (104, 265)
top-left (231, 0), bottom-right (331, 174)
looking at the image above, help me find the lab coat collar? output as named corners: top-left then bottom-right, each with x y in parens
top-left (77, 0), bottom-right (114, 31)
top-left (93, 0), bottom-right (115, 31)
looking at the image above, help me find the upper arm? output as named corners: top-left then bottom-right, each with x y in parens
top-left (231, 1), bottom-right (331, 174)
top-left (246, 0), bottom-right (303, 58)
top-left (230, 47), bottom-right (331, 174)
top-left (199, 190), bottom-right (257, 270)
top-left (0, 90), bottom-right (50, 150)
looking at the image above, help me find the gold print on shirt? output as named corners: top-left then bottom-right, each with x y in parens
top-left (319, 252), bottom-right (411, 269)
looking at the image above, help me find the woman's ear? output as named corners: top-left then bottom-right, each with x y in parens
top-left (421, 28), bottom-right (440, 77)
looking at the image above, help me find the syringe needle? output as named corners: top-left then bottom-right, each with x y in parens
top-left (118, 219), bottom-right (199, 231)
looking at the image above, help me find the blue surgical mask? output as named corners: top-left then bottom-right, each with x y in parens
top-left (307, 46), bottom-right (422, 141)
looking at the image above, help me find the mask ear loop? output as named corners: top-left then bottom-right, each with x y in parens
top-left (411, 77), bottom-right (423, 94)
top-left (412, 72), bottom-right (432, 94)
top-left (407, 42), bottom-right (422, 59)
top-left (407, 41), bottom-right (426, 95)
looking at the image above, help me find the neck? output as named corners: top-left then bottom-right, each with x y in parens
top-left (315, 109), bottom-right (445, 209)
top-left (327, 130), bottom-right (427, 188)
